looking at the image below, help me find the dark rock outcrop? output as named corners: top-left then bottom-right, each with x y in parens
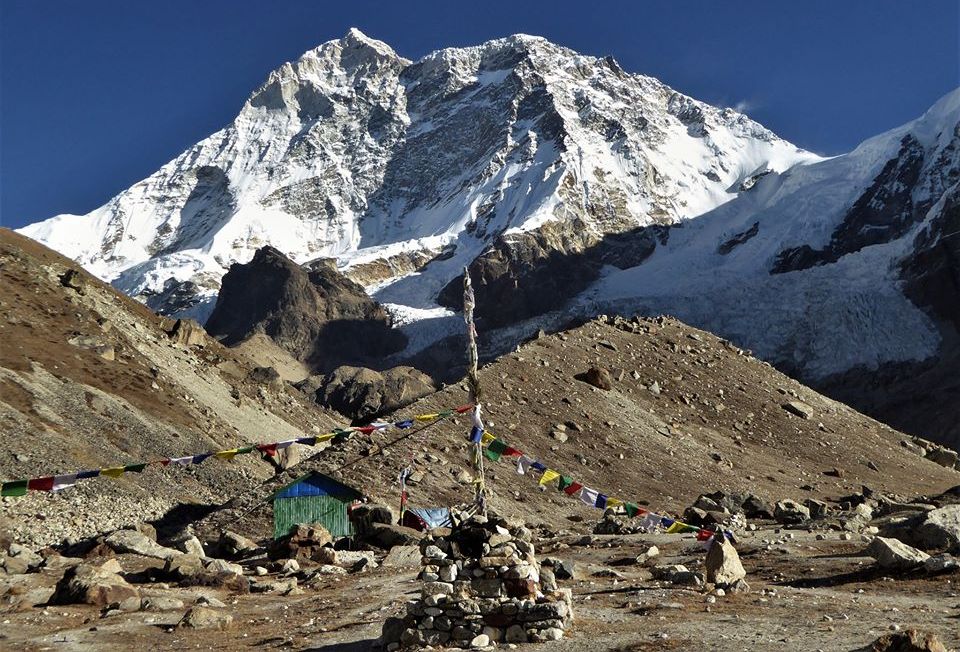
top-left (205, 246), bottom-right (406, 371)
top-left (297, 365), bottom-right (436, 421)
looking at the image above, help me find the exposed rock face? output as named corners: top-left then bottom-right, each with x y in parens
top-left (297, 365), bottom-right (436, 420)
top-left (205, 246), bottom-right (406, 371)
top-left (856, 629), bottom-right (948, 652)
top-left (915, 505), bottom-right (960, 552)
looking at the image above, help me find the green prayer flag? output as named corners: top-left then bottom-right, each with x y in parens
top-left (1, 480), bottom-right (28, 497)
top-left (124, 463), bottom-right (148, 473)
top-left (438, 409), bottom-right (454, 417)
top-left (487, 439), bottom-right (508, 455)
top-left (624, 503), bottom-right (639, 517)
top-left (236, 445), bottom-right (255, 454)
top-left (483, 447), bottom-right (502, 462)
top-left (558, 475), bottom-right (573, 491)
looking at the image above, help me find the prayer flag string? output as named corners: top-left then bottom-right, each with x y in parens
top-left (0, 404), bottom-right (473, 498)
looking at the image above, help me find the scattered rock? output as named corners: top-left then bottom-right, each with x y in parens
top-left (179, 606), bottom-right (234, 630)
top-left (219, 530), bottom-right (259, 558)
top-left (855, 629), bottom-right (947, 652)
top-left (578, 367), bottom-right (613, 391)
top-left (781, 401), bottom-right (814, 419)
top-left (915, 505), bottom-right (960, 552)
top-left (774, 499), bottom-right (810, 524)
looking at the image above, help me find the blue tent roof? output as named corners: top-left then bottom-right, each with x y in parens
top-left (274, 472), bottom-right (363, 501)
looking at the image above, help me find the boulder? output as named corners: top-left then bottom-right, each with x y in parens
top-left (915, 505), bottom-right (960, 552)
top-left (104, 529), bottom-right (180, 560)
top-left (925, 446), bottom-right (959, 469)
top-left (866, 537), bottom-right (930, 570)
top-left (578, 367), bottom-right (613, 390)
top-left (179, 606), bottom-right (234, 629)
top-left (705, 535), bottom-right (747, 586)
top-left (774, 499), bottom-right (810, 524)
top-left (365, 523), bottom-right (424, 549)
top-left (923, 553), bottom-right (959, 573)
top-left (781, 401), bottom-right (814, 419)
top-left (164, 554), bottom-right (205, 580)
top-left (855, 629), bottom-right (947, 652)
top-left (269, 523), bottom-right (333, 561)
top-left (50, 559), bottom-right (139, 607)
top-left (382, 545), bottom-right (421, 568)
top-left (219, 531), bottom-right (259, 558)
top-left (166, 318), bottom-right (207, 347)
top-left (178, 536), bottom-right (206, 558)
top-left (204, 558), bottom-right (244, 576)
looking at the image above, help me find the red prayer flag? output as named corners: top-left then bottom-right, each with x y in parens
top-left (696, 529), bottom-right (714, 542)
top-left (503, 446), bottom-right (522, 457)
top-left (563, 481), bottom-right (583, 496)
top-left (257, 443), bottom-right (278, 457)
top-left (454, 404), bottom-right (474, 413)
top-left (354, 426), bottom-right (376, 434)
top-left (27, 476), bottom-right (54, 491)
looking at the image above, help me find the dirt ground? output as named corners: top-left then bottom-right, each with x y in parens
top-left (2, 520), bottom-right (957, 652)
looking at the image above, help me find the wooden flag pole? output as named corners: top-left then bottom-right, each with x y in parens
top-left (463, 267), bottom-right (486, 515)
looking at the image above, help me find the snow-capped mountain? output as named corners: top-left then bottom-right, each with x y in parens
top-left (18, 30), bottom-right (960, 445)
top-left (19, 28), bottom-right (816, 321)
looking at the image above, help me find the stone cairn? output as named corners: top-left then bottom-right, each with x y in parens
top-left (379, 513), bottom-right (574, 649)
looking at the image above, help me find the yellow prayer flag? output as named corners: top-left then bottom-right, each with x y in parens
top-left (539, 469), bottom-right (560, 486)
top-left (215, 449), bottom-right (239, 460)
top-left (665, 522), bottom-right (695, 534)
top-left (606, 497), bottom-right (623, 508)
top-left (415, 413), bottom-right (439, 422)
top-left (315, 433), bottom-right (336, 443)
top-left (480, 431), bottom-right (495, 445)
top-left (100, 467), bottom-right (125, 478)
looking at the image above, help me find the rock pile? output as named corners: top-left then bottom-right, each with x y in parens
top-left (379, 514), bottom-right (573, 649)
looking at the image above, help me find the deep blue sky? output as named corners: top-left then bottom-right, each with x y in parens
top-left (2, 1), bottom-right (957, 229)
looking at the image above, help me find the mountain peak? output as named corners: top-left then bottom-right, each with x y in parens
top-left (339, 27), bottom-right (399, 58)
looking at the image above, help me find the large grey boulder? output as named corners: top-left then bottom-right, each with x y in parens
top-left (774, 499), bottom-right (810, 524)
top-left (50, 558), bottom-right (139, 607)
top-left (915, 505), bottom-right (960, 552)
top-left (866, 537), bottom-right (930, 569)
top-left (704, 536), bottom-right (746, 586)
top-left (105, 529), bottom-right (180, 560)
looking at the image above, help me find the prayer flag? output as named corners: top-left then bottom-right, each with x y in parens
top-left (123, 463), bottom-right (147, 474)
top-left (517, 456), bottom-right (534, 475)
top-left (191, 453), bottom-right (212, 464)
top-left (27, 476), bottom-right (54, 491)
top-left (503, 446), bottom-right (522, 457)
top-left (696, 529), bottom-right (714, 542)
top-left (563, 481), bottom-right (583, 496)
top-left (640, 514), bottom-right (661, 530)
top-left (76, 469), bottom-right (100, 479)
top-left (296, 437), bottom-right (317, 446)
top-left (595, 493), bottom-right (608, 509)
top-left (168, 456), bottom-right (193, 466)
top-left (480, 432), bottom-right (495, 445)
top-left (539, 469), bottom-right (560, 486)
top-left (659, 517), bottom-right (675, 529)
top-left (438, 409), bottom-right (454, 417)
top-left (624, 502), bottom-right (640, 517)
top-left (557, 475), bottom-right (573, 491)
top-left (665, 522), bottom-right (697, 534)
top-left (415, 413), bottom-right (439, 422)
top-left (353, 426), bottom-right (376, 434)
top-left (1, 480), bottom-right (28, 497)
top-left (531, 461), bottom-right (547, 472)
top-left (52, 473), bottom-right (78, 492)
top-left (487, 438), bottom-right (508, 456)
top-left (275, 440), bottom-right (295, 450)
top-left (469, 426), bottom-right (484, 443)
top-left (395, 419), bottom-right (414, 429)
top-left (455, 404), bottom-right (474, 413)
top-left (315, 433), bottom-right (335, 443)
top-left (483, 446), bottom-right (502, 462)
top-left (580, 487), bottom-right (599, 507)
top-left (257, 444), bottom-right (278, 457)
top-left (100, 467), bottom-right (125, 478)
top-left (215, 449), bottom-right (241, 460)
top-left (606, 497), bottom-right (623, 508)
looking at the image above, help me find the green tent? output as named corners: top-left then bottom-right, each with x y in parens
top-left (272, 471), bottom-right (363, 540)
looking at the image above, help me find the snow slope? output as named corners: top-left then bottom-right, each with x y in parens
top-left (19, 29), bottom-right (817, 322)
